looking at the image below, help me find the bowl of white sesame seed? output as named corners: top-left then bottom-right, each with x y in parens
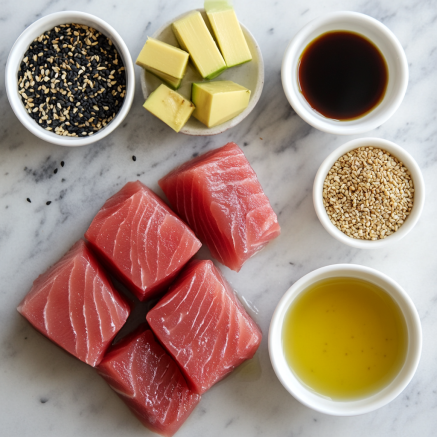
top-left (5, 11), bottom-right (135, 146)
top-left (313, 138), bottom-right (425, 249)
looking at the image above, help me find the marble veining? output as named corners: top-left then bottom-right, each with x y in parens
top-left (1, 0), bottom-right (437, 436)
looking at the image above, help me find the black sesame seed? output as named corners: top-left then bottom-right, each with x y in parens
top-left (46, 201), bottom-right (52, 205)
top-left (54, 168), bottom-right (58, 174)
top-left (61, 161), bottom-right (64, 167)
top-left (27, 198), bottom-right (31, 203)
top-left (132, 155), bottom-right (136, 161)
top-left (18, 23), bottom-right (126, 138)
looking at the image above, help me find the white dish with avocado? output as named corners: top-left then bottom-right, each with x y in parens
top-left (139, 8), bottom-right (264, 136)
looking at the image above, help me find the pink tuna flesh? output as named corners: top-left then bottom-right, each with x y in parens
top-left (159, 142), bottom-right (280, 272)
top-left (17, 240), bottom-right (130, 367)
top-left (85, 181), bottom-right (202, 301)
top-left (147, 259), bottom-right (262, 394)
top-left (97, 329), bottom-right (200, 437)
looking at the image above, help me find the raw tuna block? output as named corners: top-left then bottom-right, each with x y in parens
top-left (17, 240), bottom-right (130, 367)
top-left (85, 181), bottom-right (202, 301)
top-left (147, 259), bottom-right (262, 394)
top-left (159, 142), bottom-right (280, 272)
top-left (97, 329), bottom-right (200, 437)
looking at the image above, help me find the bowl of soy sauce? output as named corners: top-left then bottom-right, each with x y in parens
top-left (282, 12), bottom-right (408, 135)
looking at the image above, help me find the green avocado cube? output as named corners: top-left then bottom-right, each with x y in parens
top-left (172, 11), bottom-right (227, 80)
top-left (136, 38), bottom-right (189, 89)
top-left (205, 1), bottom-right (252, 68)
top-left (192, 80), bottom-right (251, 128)
top-left (143, 84), bottom-right (195, 132)
top-left (144, 67), bottom-right (182, 90)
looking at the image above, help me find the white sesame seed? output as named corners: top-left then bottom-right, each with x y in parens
top-left (323, 147), bottom-right (414, 241)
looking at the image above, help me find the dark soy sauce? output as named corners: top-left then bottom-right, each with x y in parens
top-left (298, 31), bottom-right (388, 120)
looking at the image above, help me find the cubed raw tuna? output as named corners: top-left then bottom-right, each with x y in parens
top-left (147, 259), bottom-right (262, 394)
top-left (85, 181), bottom-right (202, 301)
top-left (159, 142), bottom-right (281, 272)
top-left (97, 329), bottom-right (200, 437)
top-left (17, 240), bottom-right (130, 367)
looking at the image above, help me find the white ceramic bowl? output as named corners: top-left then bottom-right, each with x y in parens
top-left (282, 11), bottom-right (408, 135)
top-left (5, 11), bottom-right (135, 147)
top-left (139, 9), bottom-right (264, 136)
top-left (269, 264), bottom-right (422, 416)
top-left (313, 138), bottom-right (425, 249)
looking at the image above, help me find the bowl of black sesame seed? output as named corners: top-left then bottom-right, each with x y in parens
top-left (5, 11), bottom-right (135, 146)
top-left (313, 138), bottom-right (425, 249)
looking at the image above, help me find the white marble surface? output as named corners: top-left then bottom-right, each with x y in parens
top-left (1, 0), bottom-right (437, 436)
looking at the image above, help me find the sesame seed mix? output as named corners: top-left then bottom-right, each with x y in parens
top-left (323, 147), bottom-right (414, 241)
top-left (17, 24), bottom-right (126, 137)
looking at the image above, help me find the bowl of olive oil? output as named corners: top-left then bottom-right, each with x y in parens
top-left (269, 265), bottom-right (421, 415)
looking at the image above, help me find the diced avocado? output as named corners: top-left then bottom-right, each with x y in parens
top-left (172, 11), bottom-right (227, 80)
top-left (205, 0), bottom-right (252, 67)
top-left (143, 84), bottom-right (195, 133)
top-left (136, 37), bottom-right (189, 79)
top-left (191, 80), bottom-right (251, 128)
top-left (145, 67), bottom-right (182, 90)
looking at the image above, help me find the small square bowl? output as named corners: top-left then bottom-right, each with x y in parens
top-left (139, 9), bottom-right (264, 136)
top-left (5, 11), bottom-right (135, 147)
top-left (313, 138), bottom-right (425, 249)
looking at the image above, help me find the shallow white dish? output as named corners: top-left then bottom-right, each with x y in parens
top-left (282, 11), bottom-right (408, 135)
top-left (5, 11), bottom-right (135, 147)
top-left (139, 9), bottom-right (264, 136)
top-left (269, 264), bottom-right (422, 416)
top-left (313, 137), bottom-right (425, 249)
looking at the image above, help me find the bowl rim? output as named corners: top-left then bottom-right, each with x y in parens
top-left (5, 10), bottom-right (135, 147)
top-left (139, 8), bottom-right (264, 136)
top-left (313, 137), bottom-right (425, 249)
top-left (268, 263), bottom-right (422, 416)
top-left (281, 11), bottom-right (409, 135)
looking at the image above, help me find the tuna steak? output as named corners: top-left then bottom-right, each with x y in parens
top-left (17, 240), bottom-right (130, 367)
top-left (159, 142), bottom-right (280, 272)
top-left (147, 259), bottom-right (262, 394)
top-left (97, 329), bottom-right (200, 437)
top-left (85, 181), bottom-right (202, 301)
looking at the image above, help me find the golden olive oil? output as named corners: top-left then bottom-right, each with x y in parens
top-left (282, 277), bottom-right (408, 400)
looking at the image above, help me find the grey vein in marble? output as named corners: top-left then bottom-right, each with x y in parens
top-left (1, 0), bottom-right (437, 436)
